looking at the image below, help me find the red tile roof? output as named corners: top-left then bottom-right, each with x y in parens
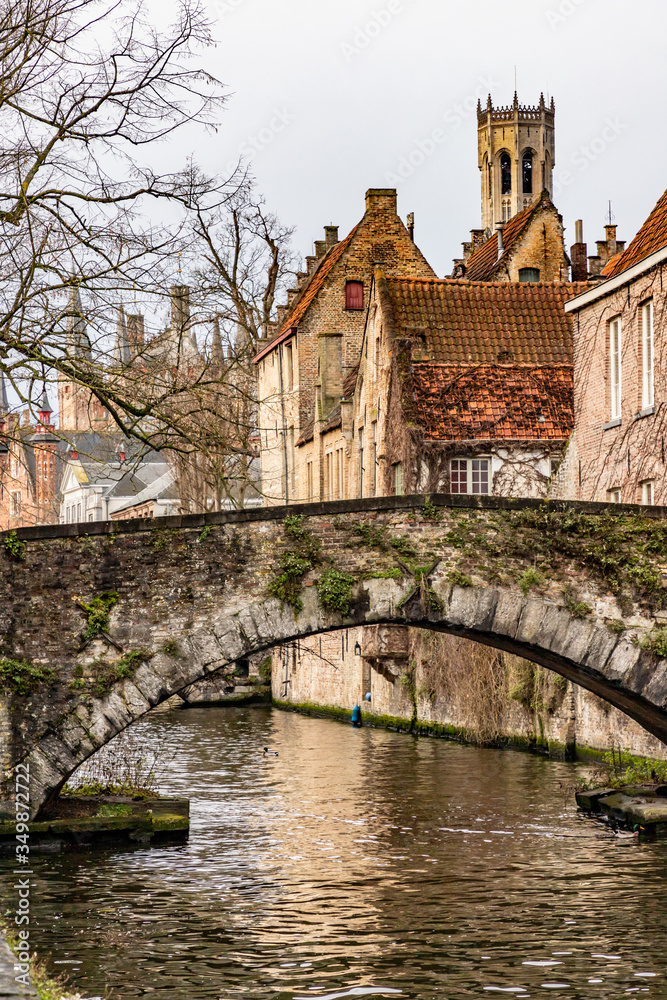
top-left (464, 196), bottom-right (548, 281)
top-left (601, 188), bottom-right (667, 278)
top-left (384, 277), bottom-right (583, 365)
top-left (253, 227), bottom-right (359, 363)
top-left (408, 363), bottom-right (573, 441)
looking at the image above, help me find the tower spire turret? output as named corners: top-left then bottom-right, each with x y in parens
top-left (477, 92), bottom-right (556, 232)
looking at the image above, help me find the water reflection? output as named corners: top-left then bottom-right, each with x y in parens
top-left (2, 706), bottom-right (667, 998)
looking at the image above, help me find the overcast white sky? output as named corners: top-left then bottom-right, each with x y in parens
top-left (178, 0), bottom-right (665, 278)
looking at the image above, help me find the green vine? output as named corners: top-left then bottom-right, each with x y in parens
top-left (317, 569), bottom-right (355, 616)
top-left (80, 591), bottom-right (118, 639)
top-left (0, 658), bottom-right (54, 696)
top-left (518, 566), bottom-right (543, 596)
top-left (421, 497), bottom-right (442, 521)
top-left (268, 515), bottom-right (321, 613)
top-left (638, 627), bottom-right (667, 659)
top-left (4, 530), bottom-right (25, 562)
top-left (562, 583), bottom-right (592, 619)
top-left (199, 525), bottom-right (212, 543)
top-left (91, 649), bottom-right (150, 697)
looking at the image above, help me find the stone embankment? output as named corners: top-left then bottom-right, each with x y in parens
top-left (0, 935), bottom-right (37, 997)
top-left (577, 784), bottom-right (667, 839)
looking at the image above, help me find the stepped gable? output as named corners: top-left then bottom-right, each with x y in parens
top-left (601, 188), bottom-right (667, 278)
top-left (408, 363), bottom-right (573, 441)
top-left (253, 227), bottom-right (359, 363)
top-left (384, 276), bottom-right (585, 365)
top-left (464, 200), bottom-right (536, 281)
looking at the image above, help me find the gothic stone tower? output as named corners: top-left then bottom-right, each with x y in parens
top-left (478, 92), bottom-right (555, 233)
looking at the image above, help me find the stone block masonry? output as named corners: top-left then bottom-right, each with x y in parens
top-left (2, 493), bottom-right (667, 817)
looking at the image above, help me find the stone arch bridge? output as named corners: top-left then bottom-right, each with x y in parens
top-left (3, 494), bottom-right (667, 817)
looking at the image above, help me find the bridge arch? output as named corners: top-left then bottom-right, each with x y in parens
top-left (3, 494), bottom-right (667, 816)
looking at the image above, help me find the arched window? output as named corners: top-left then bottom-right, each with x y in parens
top-left (522, 151), bottom-right (533, 194)
top-left (500, 152), bottom-right (511, 195)
top-left (519, 267), bottom-right (540, 283)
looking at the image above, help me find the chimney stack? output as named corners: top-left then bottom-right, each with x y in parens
top-left (570, 219), bottom-right (588, 282)
top-left (496, 223), bottom-right (505, 260)
top-left (407, 212), bottom-right (415, 242)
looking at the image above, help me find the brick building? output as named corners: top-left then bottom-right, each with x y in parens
top-left (0, 391), bottom-right (60, 530)
top-left (254, 188), bottom-right (435, 504)
top-left (554, 187), bottom-right (667, 503)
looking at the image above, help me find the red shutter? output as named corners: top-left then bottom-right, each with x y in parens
top-left (345, 281), bottom-right (364, 310)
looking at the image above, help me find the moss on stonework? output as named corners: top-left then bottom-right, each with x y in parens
top-left (90, 649), bottom-right (150, 697)
top-left (268, 515), bottom-right (321, 613)
top-left (80, 591), bottom-right (118, 639)
top-left (273, 698), bottom-right (577, 758)
top-left (449, 506), bottom-right (667, 615)
top-left (0, 658), bottom-right (54, 696)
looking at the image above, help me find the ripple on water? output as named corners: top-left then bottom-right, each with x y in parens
top-left (2, 706), bottom-right (666, 998)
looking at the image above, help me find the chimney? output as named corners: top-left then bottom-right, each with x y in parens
top-left (324, 226), bottom-right (339, 247)
top-left (276, 304), bottom-right (288, 327)
top-left (407, 212), bottom-right (415, 242)
top-left (305, 255), bottom-right (318, 275)
top-left (462, 241), bottom-right (474, 263)
top-left (365, 188), bottom-right (398, 215)
top-left (570, 219), bottom-right (588, 282)
top-left (314, 240), bottom-right (327, 258)
top-left (588, 255), bottom-right (603, 277)
top-left (496, 223), bottom-right (505, 260)
top-left (287, 289), bottom-right (299, 308)
top-left (605, 224), bottom-right (618, 257)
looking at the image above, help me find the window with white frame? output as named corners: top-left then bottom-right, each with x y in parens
top-left (641, 480), bottom-right (655, 506)
top-left (450, 458), bottom-right (490, 495)
top-left (607, 488), bottom-right (621, 504)
top-left (641, 300), bottom-right (654, 409)
top-left (609, 316), bottom-right (622, 419)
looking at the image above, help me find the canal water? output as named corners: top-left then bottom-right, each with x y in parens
top-left (4, 706), bottom-right (667, 999)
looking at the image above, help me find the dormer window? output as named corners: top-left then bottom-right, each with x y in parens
top-left (519, 268), bottom-right (540, 283)
top-left (345, 281), bottom-right (364, 310)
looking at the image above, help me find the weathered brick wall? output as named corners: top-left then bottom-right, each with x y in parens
top-left (553, 264), bottom-right (666, 503)
top-left (256, 189), bottom-right (435, 506)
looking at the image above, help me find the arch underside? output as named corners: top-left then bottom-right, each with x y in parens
top-left (23, 582), bottom-right (667, 818)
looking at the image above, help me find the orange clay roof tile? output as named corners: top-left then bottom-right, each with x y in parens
top-left (384, 277), bottom-right (584, 365)
top-left (409, 363), bottom-right (573, 441)
top-left (601, 188), bottom-right (667, 278)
